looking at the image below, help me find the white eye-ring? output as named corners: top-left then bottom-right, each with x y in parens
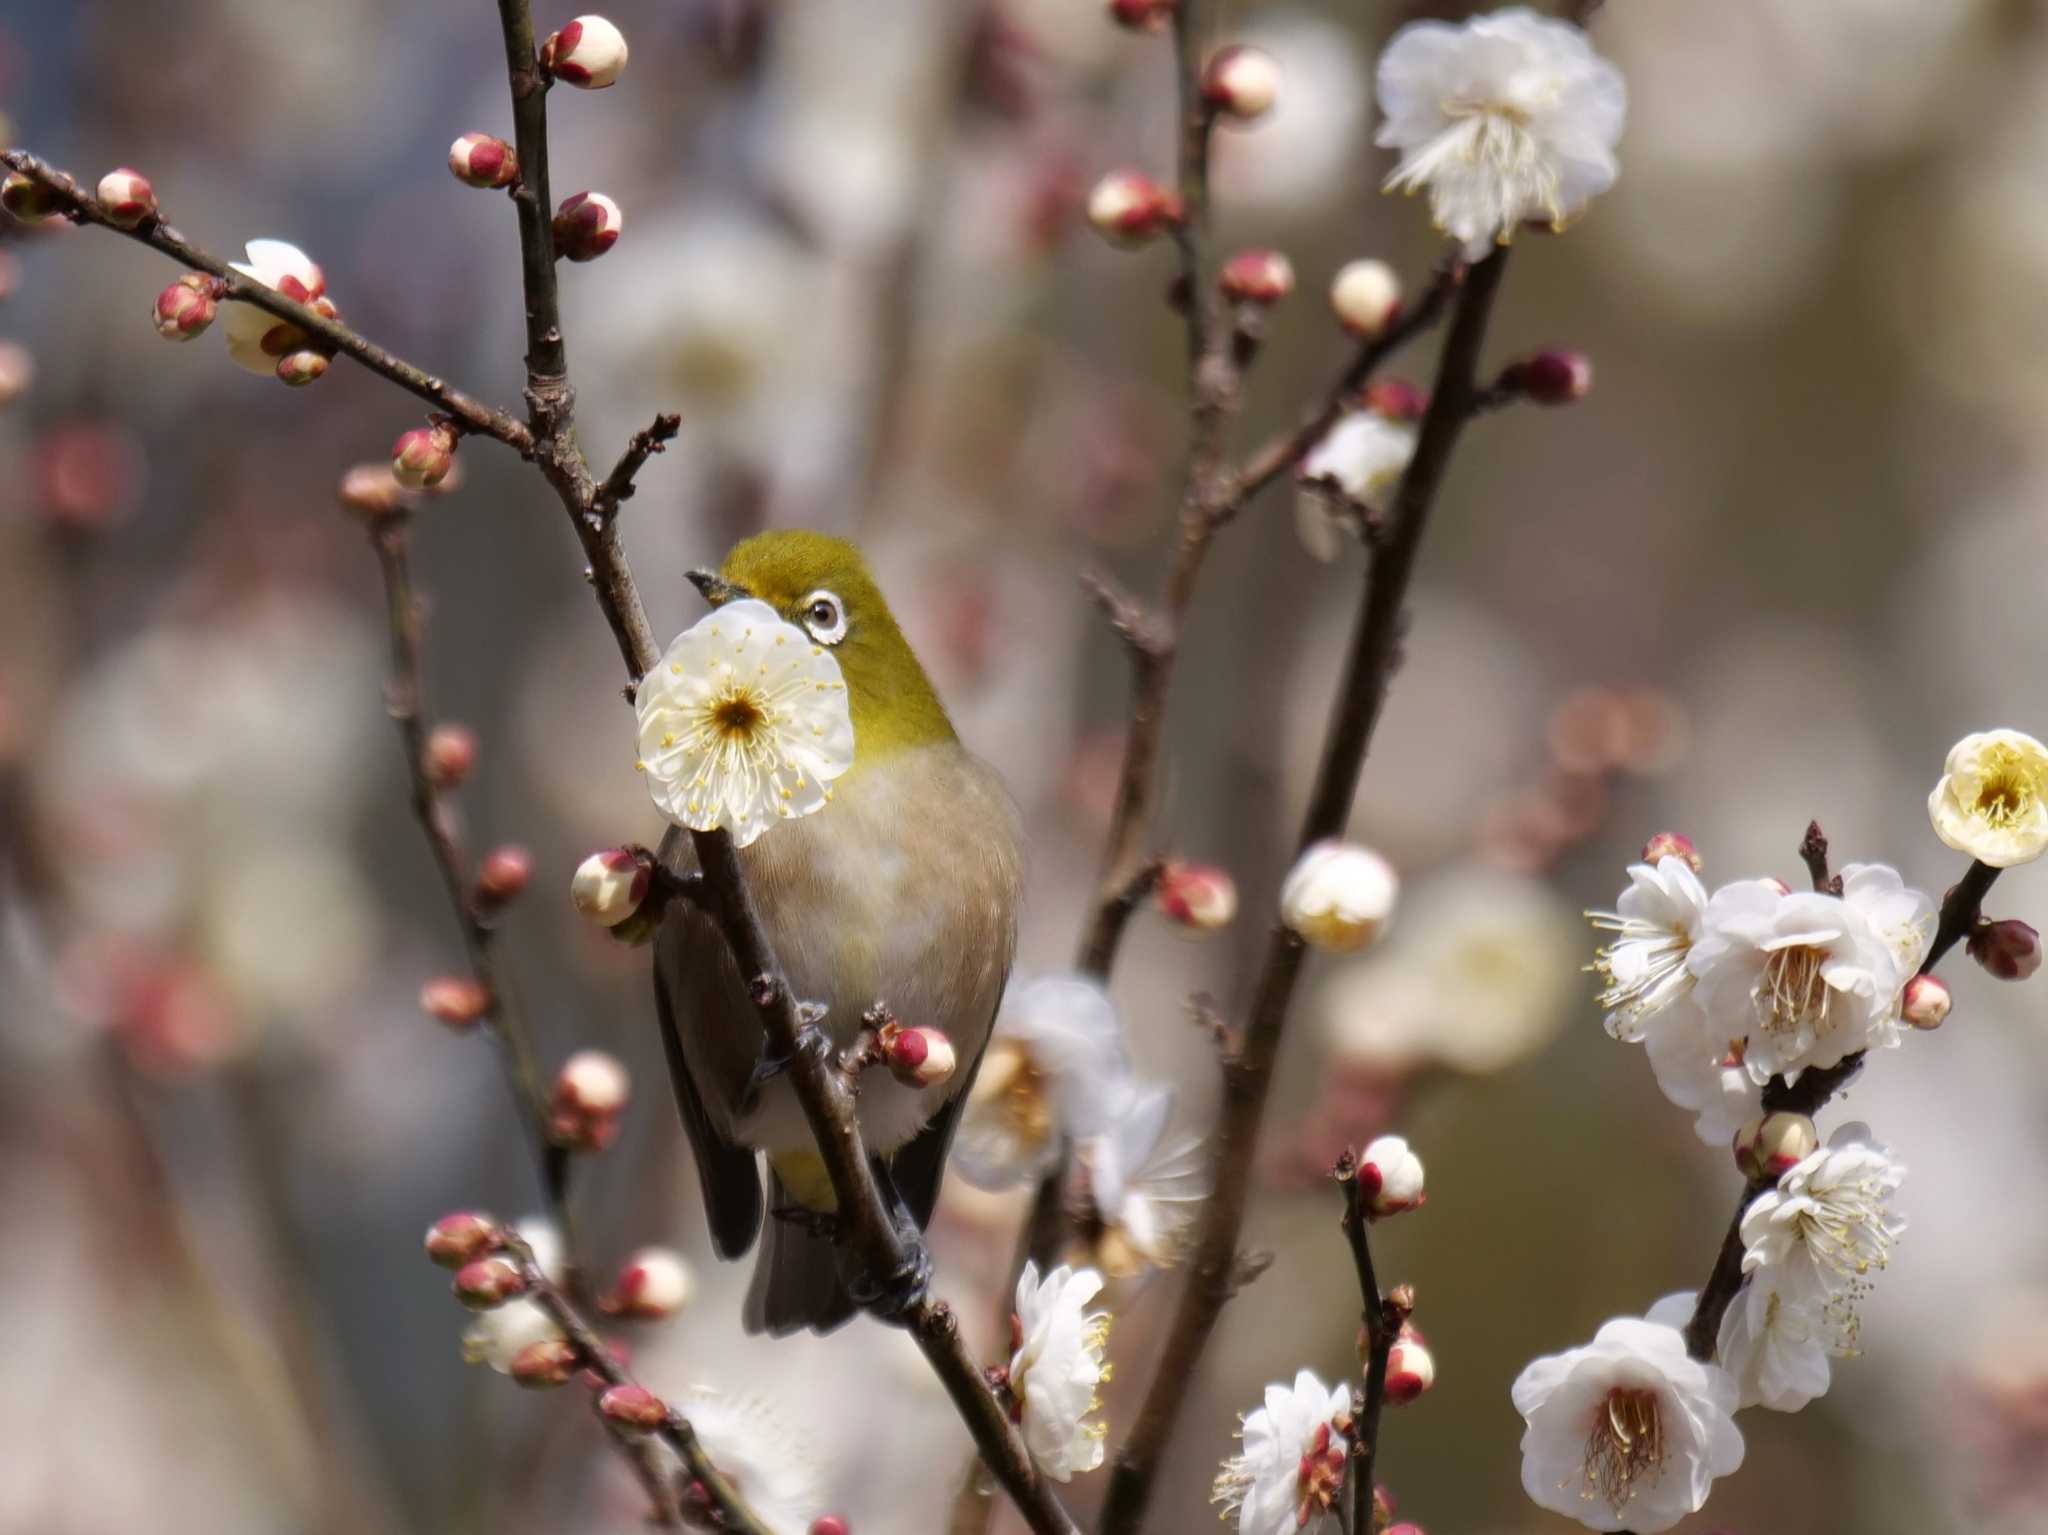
top-left (799, 589), bottom-right (848, 645)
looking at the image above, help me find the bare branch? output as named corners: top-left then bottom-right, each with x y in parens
top-left (595, 412), bottom-right (685, 520)
top-left (1337, 1154), bottom-right (1395, 1535)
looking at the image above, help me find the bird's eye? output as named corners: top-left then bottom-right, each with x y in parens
top-left (799, 589), bottom-right (848, 645)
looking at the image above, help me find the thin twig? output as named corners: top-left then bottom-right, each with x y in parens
top-left (1098, 249), bottom-right (1515, 1535)
top-left (596, 412), bottom-right (684, 519)
top-left (1798, 819), bottom-right (1837, 895)
top-left (1338, 1156), bottom-right (1395, 1535)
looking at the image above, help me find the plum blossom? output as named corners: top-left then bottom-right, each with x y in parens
top-left (1714, 1275), bottom-right (1835, 1413)
top-left (1211, 1368), bottom-right (1353, 1534)
top-left (671, 1386), bottom-right (823, 1533)
top-left (1928, 728), bottom-right (2048, 867)
top-left (1741, 1124), bottom-right (1906, 1317)
top-left (1297, 412), bottom-right (1416, 560)
top-left (1588, 855), bottom-right (1709, 1041)
top-left (1075, 1082), bottom-right (1206, 1277)
top-left (1009, 1263), bottom-right (1111, 1481)
top-left (462, 1218), bottom-right (564, 1372)
top-left (221, 240), bottom-right (329, 375)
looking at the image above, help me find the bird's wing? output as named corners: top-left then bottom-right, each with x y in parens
top-left (652, 827), bottom-right (764, 1261)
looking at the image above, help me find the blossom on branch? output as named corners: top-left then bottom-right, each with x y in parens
top-left (1297, 411), bottom-right (1416, 560)
top-left (953, 973), bottom-right (1130, 1190)
top-left (1009, 1262), bottom-right (1111, 1481)
top-left (1076, 1081), bottom-right (1206, 1276)
top-left (672, 1386), bottom-right (825, 1532)
top-left (1375, 7), bottom-right (1626, 261)
top-left (634, 599), bottom-right (855, 849)
top-left (1588, 854), bottom-right (1708, 1041)
top-left (1280, 840), bottom-right (1398, 951)
top-left (1740, 1123), bottom-right (1906, 1315)
top-left (462, 1218), bottom-right (566, 1371)
top-left (1211, 1368), bottom-right (1353, 1534)
top-left (1928, 728), bottom-right (2048, 867)
top-left (221, 239), bottom-right (330, 375)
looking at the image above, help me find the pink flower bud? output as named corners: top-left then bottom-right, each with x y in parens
top-left (1640, 830), bottom-right (1703, 874)
top-left (886, 1026), bottom-right (958, 1089)
top-left (598, 1383), bottom-right (667, 1432)
top-left (1330, 259), bottom-right (1401, 337)
top-left (337, 463), bottom-right (406, 520)
top-left (571, 848), bottom-right (652, 928)
top-left (1361, 377), bottom-right (1426, 421)
top-left (510, 1338), bottom-right (581, 1387)
top-left (453, 1256), bottom-right (527, 1308)
top-left (448, 132), bottom-right (520, 189)
top-left (1, 172), bottom-right (63, 225)
top-left (152, 274), bottom-right (218, 341)
top-left (1969, 918), bottom-right (2041, 981)
top-left (1086, 171), bottom-right (1180, 247)
top-left (0, 340), bottom-right (33, 406)
top-left (1733, 1112), bottom-right (1817, 1182)
top-left (551, 1049), bottom-right (631, 1151)
top-left (543, 16), bottom-right (630, 89)
top-left (425, 1211), bottom-right (503, 1267)
top-left (1357, 1134), bottom-right (1426, 1218)
top-left (1385, 1330), bottom-right (1434, 1404)
top-left (553, 191), bottom-right (623, 261)
top-left (810, 1519), bottom-right (852, 1535)
top-left (1201, 45), bottom-right (1279, 121)
top-left (605, 1247), bottom-right (693, 1319)
top-left (476, 844), bottom-right (534, 907)
top-left (1157, 861), bottom-right (1238, 931)
top-left (275, 348), bottom-right (329, 387)
top-left (392, 424), bottom-right (457, 490)
top-left (1902, 972), bottom-right (1951, 1031)
top-left (1502, 349), bottom-right (1593, 406)
top-left (1106, 0), bottom-right (1176, 31)
top-left (96, 167), bottom-right (157, 227)
top-left (1218, 249), bottom-right (1294, 307)
top-left (424, 723), bottom-right (478, 788)
top-left (420, 974), bottom-right (492, 1029)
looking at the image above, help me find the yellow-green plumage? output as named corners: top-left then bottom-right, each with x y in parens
top-left (652, 530), bottom-right (1023, 1335)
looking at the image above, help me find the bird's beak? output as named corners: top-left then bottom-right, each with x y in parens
top-left (687, 569), bottom-right (751, 607)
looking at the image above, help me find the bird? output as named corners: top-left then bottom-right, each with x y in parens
top-left (651, 530), bottom-right (1023, 1335)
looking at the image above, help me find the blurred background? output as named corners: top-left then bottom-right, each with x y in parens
top-left (4, 0), bottom-right (2048, 1531)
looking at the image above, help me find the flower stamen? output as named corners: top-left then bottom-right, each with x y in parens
top-left (1580, 1387), bottom-right (1664, 1515)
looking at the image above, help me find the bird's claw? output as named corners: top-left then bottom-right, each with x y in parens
top-left (845, 1234), bottom-right (933, 1326)
top-left (736, 1001), bottom-right (832, 1115)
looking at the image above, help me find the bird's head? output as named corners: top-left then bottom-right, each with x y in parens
top-left (689, 530), bottom-right (954, 762)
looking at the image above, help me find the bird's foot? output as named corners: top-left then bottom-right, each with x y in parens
top-left (768, 1203), bottom-right (841, 1240)
top-left (844, 1232), bottom-right (933, 1327)
top-left (735, 1001), bottom-right (832, 1115)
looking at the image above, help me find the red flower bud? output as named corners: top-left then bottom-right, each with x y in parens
top-left (1201, 45), bottom-right (1279, 121)
top-left (605, 1247), bottom-right (693, 1320)
top-left (1501, 349), bottom-right (1593, 406)
top-left (476, 844), bottom-right (534, 908)
top-left (448, 133), bottom-right (520, 189)
top-left (425, 1211), bottom-right (503, 1267)
top-left (153, 274), bottom-right (218, 341)
top-left (392, 424), bottom-right (457, 490)
top-left (97, 168), bottom-right (157, 228)
top-left (1157, 861), bottom-right (1239, 931)
top-left (1360, 377), bottom-right (1426, 422)
top-left (1733, 1112), bottom-right (1817, 1183)
top-left (1106, 0), bottom-right (1176, 31)
top-left (275, 348), bottom-right (330, 387)
top-left (597, 1383), bottom-right (667, 1432)
top-left (550, 1050), bottom-right (631, 1151)
top-left (510, 1338), bottom-right (581, 1388)
top-left (420, 974), bottom-right (492, 1029)
top-left (810, 1518), bottom-right (852, 1535)
top-left (1086, 171), bottom-right (1180, 247)
top-left (453, 1256), bottom-right (527, 1308)
top-left (553, 191), bottom-right (623, 262)
top-left (424, 723), bottom-right (479, 788)
top-left (571, 848), bottom-right (653, 928)
top-left (1901, 972), bottom-right (1951, 1031)
top-left (886, 1026), bottom-right (958, 1089)
top-left (1218, 249), bottom-right (1294, 307)
top-left (1640, 830), bottom-right (1703, 874)
top-left (542, 16), bottom-right (630, 89)
top-left (1969, 918), bottom-right (2041, 981)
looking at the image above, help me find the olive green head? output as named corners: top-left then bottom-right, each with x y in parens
top-left (689, 530), bottom-right (954, 761)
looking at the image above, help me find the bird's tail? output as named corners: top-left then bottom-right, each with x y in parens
top-left (744, 1167), bottom-right (857, 1337)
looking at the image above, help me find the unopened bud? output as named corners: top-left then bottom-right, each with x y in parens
top-left (1901, 972), bottom-right (1951, 1031)
top-left (571, 848), bottom-right (652, 928)
top-left (1361, 377), bottom-right (1425, 422)
top-left (1373, 1487), bottom-right (1398, 1526)
top-left (476, 844), bottom-right (534, 907)
top-left (543, 16), bottom-right (630, 89)
top-left (605, 1247), bottom-right (693, 1319)
top-left (420, 974), bottom-right (492, 1029)
top-left (1385, 1328), bottom-right (1434, 1404)
top-left (1734, 1112), bottom-right (1817, 1183)
top-left (810, 1519), bottom-right (852, 1535)
top-left (551, 1049), bottom-right (631, 1151)
top-left (448, 132), bottom-right (520, 190)
top-left (275, 348), bottom-right (329, 387)
top-left (337, 463), bottom-right (406, 520)
top-left (510, 1338), bottom-right (581, 1387)
top-left (1969, 917), bottom-right (2041, 981)
top-left (425, 723), bottom-right (479, 788)
top-left (392, 424), bottom-right (457, 489)
top-left (553, 190), bottom-right (623, 262)
top-left (1157, 861), bottom-right (1238, 931)
top-left (425, 1210), bottom-right (503, 1267)
top-left (1, 172), bottom-right (62, 224)
top-left (1218, 249), bottom-right (1294, 307)
top-left (96, 167), bottom-right (157, 227)
top-left (1330, 259), bottom-right (1401, 337)
top-left (1106, 0), bottom-right (1176, 31)
top-left (886, 1026), bottom-right (958, 1089)
top-left (0, 340), bottom-right (33, 406)
top-left (1201, 45), bottom-right (1279, 121)
top-left (1640, 830), bottom-right (1702, 875)
top-left (598, 1383), bottom-right (667, 1432)
top-left (153, 274), bottom-right (218, 340)
top-left (1280, 839), bottom-right (1397, 952)
top-left (1502, 349), bottom-right (1593, 406)
top-left (1357, 1133), bottom-right (1426, 1218)
top-left (1086, 171), bottom-right (1179, 247)
top-left (453, 1256), bottom-right (527, 1309)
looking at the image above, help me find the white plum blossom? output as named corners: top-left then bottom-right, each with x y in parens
top-left (1211, 1368), bottom-right (1353, 1535)
top-left (1280, 840), bottom-right (1398, 951)
top-left (634, 599), bottom-right (855, 848)
top-left (1741, 1124), bottom-right (1906, 1323)
top-left (1837, 861), bottom-right (1935, 1032)
top-left (1376, 7), bottom-right (1626, 261)
top-left (1687, 880), bottom-right (1900, 1085)
top-left (954, 974), bottom-right (1133, 1190)
top-left (1511, 1308), bottom-right (1742, 1533)
top-left (1588, 855), bottom-right (1709, 1041)
top-left (1297, 412), bottom-right (1417, 560)
top-left (670, 1386), bottom-right (823, 1533)
top-left (462, 1218), bottom-right (563, 1372)
top-left (1076, 1082), bottom-right (1207, 1277)
top-left (1714, 1275), bottom-right (1834, 1413)
top-left (1009, 1263), bottom-right (1111, 1481)
top-left (1927, 728), bottom-right (2048, 868)
top-left (1357, 1133), bottom-right (1426, 1217)
top-left (222, 239), bottom-right (328, 375)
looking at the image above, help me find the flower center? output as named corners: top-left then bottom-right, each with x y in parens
top-left (1974, 768), bottom-right (2034, 828)
top-left (1295, 1421), bottom-right (1347, 1525)
top-left (712, 693), bottom-right (765, 739)
top-left (1582, 1387), bottom-right (1664, 1515)
top-left (1758, 944), bottom-right (1830, 1037)
top-left (1440, 99), bottom-right (1562, 220)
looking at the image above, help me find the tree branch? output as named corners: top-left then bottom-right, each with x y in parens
top-left (595, 412), bottom-right (684, 520)
top-left (1097, 249), bottom-right (1514, 1535)
top-left (1338, 1155), bottom-right (1396, 1535)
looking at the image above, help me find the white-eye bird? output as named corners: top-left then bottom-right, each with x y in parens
top-left (653, 530), bottom-right (1023, 1334)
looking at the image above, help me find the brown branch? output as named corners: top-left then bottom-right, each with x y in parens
top-left (499, 1231), bottom-right (775, 1535)
top-left (595, 412), bottom-right (684, 520)
top-left (1798, 820), bottom-right (1833, 893)
top-left (1338, 1155), bottom-right (1396, 1535)
top-left (1097, 248), bottom-right (1515, 1535)
top-left (0, 148), bottom-right (533, 451)
top-left (1679, 846), bottom-right (2001, 1362)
